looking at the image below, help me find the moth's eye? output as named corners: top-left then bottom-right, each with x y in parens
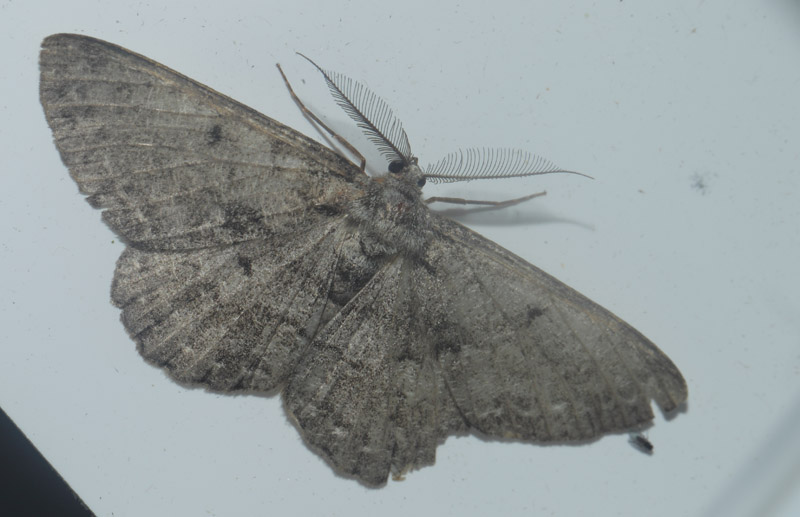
top-left (388, 160), bottom-right (404, 174)
top-left (416, 177), bottom-right (426, 187)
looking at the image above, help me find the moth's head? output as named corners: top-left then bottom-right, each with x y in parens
top-left (371, 155), bottom-right (425, 208)
top-left (387, 156), bottom-right (426, 190)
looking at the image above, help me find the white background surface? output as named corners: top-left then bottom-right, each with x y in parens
top-left (1, 1), bottom-right (799, 516)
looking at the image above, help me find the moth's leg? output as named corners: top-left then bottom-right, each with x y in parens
top-left (276, 64), bottom-right (367, 172)
top-left (425, 191), bottom-right (546, 209)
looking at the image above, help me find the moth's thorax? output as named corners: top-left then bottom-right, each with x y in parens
top-left (347, 164), bottom-right (430, 256)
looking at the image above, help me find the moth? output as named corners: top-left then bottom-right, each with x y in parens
top-left (39, 34), bottom-right (687, 486)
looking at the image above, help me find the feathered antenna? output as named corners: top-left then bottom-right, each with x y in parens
top-left (297, 53), bottom-right (413, 166)
top-left (424, 148), bottom-right (591, 183)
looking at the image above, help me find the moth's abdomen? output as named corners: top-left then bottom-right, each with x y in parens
top-left (317, 231), bottom-right (388, 328)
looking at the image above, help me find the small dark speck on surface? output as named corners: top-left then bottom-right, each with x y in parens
top-left (691, 172), bottom-right (714, 195)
